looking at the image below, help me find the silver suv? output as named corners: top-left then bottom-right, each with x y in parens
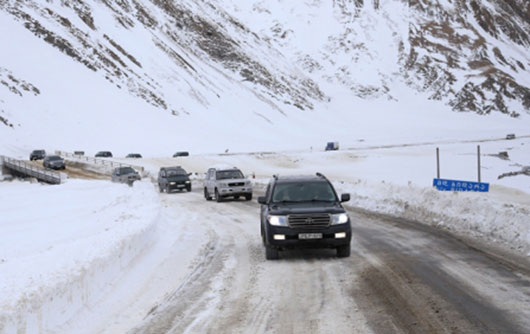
top-left (204, 167), bottom-right (253, 202)
top-left (111, 166), bottom-right (141, 186)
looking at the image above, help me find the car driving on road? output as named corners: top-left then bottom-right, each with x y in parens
top-left (30, 150), bottom-right (46, 161)
top-left (95, 151), bottom-right (113, 158)
top-left (43, 155), bottom-right (66, 170)
top-left (158, 166), bottom-right (191, 193)
top-left (126, 153), bottom-right (142, 158)
top-left (111, 166), bottom-right (141, 186)
top-left (258, 173), bottom-right (351, 260)
top-left (173, 151), bottom-right (189, 157)
top-left (203, 166), bottom-right (252, 202)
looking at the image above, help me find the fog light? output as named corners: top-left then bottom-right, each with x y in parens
top-left (335, 232), bottom-right (346, 239)
top-left (273, 234), bottom-right (285, 240)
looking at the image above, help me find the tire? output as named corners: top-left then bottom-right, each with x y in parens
top-left (265, 246), bottom-right (279, 260)
top-left (204, 188), bottom-right (212, 201)
top-left (159, 184), bottom-right (164, 193)
top-left (215, 189), bottom-right (223, 202)
top-left (245, 194), bottom-right (252, 201)
top-left (337, 244), bottom-right (351, 258)
top-left (166, 185), bottom-right (171, 194)
top-left (187, 185), bottom-right (192, 192)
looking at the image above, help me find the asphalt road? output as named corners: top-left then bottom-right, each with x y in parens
top-left (124, 189), bottom-right (530, 334)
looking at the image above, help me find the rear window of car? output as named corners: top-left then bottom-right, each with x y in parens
top-left (47, 156), bottom-right (62, 161)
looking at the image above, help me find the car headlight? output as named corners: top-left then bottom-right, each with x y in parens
top-left (268, 215), bottom-right (288, 227)
top-left (185, 181), bottom-right (191, 184)
top-left (170, 182), bottom-right (176, 185)
top-left (245, 181), bottom-right (251, 186)
top-left (331, 213), bottom-right (349, 225)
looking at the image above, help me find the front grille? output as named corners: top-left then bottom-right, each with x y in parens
top-left (228, 182), bottom-right (245, 187)
top-left (288, 213), bottom-right (331, 229)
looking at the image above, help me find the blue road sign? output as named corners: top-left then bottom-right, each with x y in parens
top-left (433, 178), bottom-right (489, 192)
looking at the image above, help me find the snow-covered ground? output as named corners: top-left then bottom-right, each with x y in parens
top-left (0, 179), bottom-right (159, 333)
top-left (1, 136), bottom-right (529, 332)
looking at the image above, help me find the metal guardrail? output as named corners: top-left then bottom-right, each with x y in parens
top-left (0, 155), bottom-right (65, 184)
top-left (55, 151), bottom-right (145, 174)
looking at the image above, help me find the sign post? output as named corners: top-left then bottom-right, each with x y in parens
top-left (433, 146), bottom-right (489, 193)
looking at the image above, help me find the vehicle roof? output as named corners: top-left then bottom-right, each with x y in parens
top-left (161, 166), bottom-right (184, 170)
top-left (273, 175), bottom-right (328, 184)
top-left (208, 165), bottom-right (241, 171)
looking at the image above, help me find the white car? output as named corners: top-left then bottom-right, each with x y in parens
top-left (203, 167), bottom-right (253, 202)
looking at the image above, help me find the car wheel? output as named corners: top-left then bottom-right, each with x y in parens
top-left (215, 189), bottom-right (223, 202)
top-left (159, 184), bottom-right (164, 193)
top-left (204, 188), bottom-right (212, 200)
top-left (265, 246), bottom-right (279, 260)
top-left (166, 185), bottom-right (171, 194)
top-left (187, 185), bottom-right (192, 192)
top-left (336, 244), bottom-right (351, 258)
top-left (245, 194), bottom-right (252, 201)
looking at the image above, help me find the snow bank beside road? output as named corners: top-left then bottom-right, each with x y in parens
top-left (0, 180), bottom-right (160, 333)
top-left (334, 180), bottom-right (530, 256)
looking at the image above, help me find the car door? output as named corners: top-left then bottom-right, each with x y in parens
top-left (160, 170), bottom-right (167, 188)
top-left (206, 169), bottom-right (214, 193)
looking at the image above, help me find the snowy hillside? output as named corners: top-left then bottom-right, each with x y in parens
top-left (0, 0), bottom-right (529, 155)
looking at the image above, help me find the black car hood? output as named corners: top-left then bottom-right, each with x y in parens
top-left (269, 202), bottom-right (345, 215)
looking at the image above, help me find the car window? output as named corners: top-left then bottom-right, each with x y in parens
top-left (272, 182), bottom-right (337, 203)
top-left (216, 170), bottom-right (243, 180)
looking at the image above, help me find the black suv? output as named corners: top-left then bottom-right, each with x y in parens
top-left (95, 151), bottom-right (113, 158)
top-left (158, 166), bottom-right (191, 193)
top-left (43, 155), bottom-right (66, 170)
top-left (258, 173), bottom-right (351, 260)
top-left (30, 150), bottom-right (46, 160)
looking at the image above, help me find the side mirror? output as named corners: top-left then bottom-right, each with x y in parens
top-left (340, 193), bottom-right (350, 202)
top-left (257, 196), bottom-right (267, 205)
top-left (188, 173), bottom-right (192, 176)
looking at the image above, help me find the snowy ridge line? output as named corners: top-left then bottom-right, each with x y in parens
top-left (56, 150), bottom-right (145, 174)
top-left (0, 155), bottom-right (66, 184)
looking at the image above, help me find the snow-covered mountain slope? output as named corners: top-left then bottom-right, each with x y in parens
top-left (219, 0), bottom-right (530, 115)
top-left (0, 0), bottom-right (529, 155)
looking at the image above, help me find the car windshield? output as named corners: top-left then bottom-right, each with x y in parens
top-left (272, 182), bottom-right (337, 203)
top-left (47, 156), bottom-right (62, 161)
top-left (166, 169), bottom-right (187, 176)
top-left (217, 170), bottom-right (243, 180)
top-left (119, 167), bottom-right (135, 174)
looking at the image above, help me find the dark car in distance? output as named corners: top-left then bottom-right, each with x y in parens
top-left (111, 166), bottom-right (141, 186)
top-left (43, 155), bottom-right (66, 170)
top-left (126, 153), bottom-right (142, 158)
top-left (95, 151), bottom-right (113, 158)
top-left (258, 173), bottom-right (351, 260)
top-left (30, 150), bottom-right (46, 161)
top-left (158, 166), bottom-right (191, 193)
top-left (173, 151), bottom-right (189, 157)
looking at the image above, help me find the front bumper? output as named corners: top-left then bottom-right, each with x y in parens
top-left (167, 182), bottom-right (190, 191)
top-left (265, 223), bottom-right (351, 249)
top-left (218, 186), bottom-right (252, 197)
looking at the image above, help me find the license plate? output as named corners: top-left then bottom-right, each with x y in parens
top-left (298, 233), bottom-right (323, 240)
top-left (176, 184), bottom-right (185, 188)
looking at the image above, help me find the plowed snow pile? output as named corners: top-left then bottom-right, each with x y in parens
top-left (0, 179), bottom-right (160, 333)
